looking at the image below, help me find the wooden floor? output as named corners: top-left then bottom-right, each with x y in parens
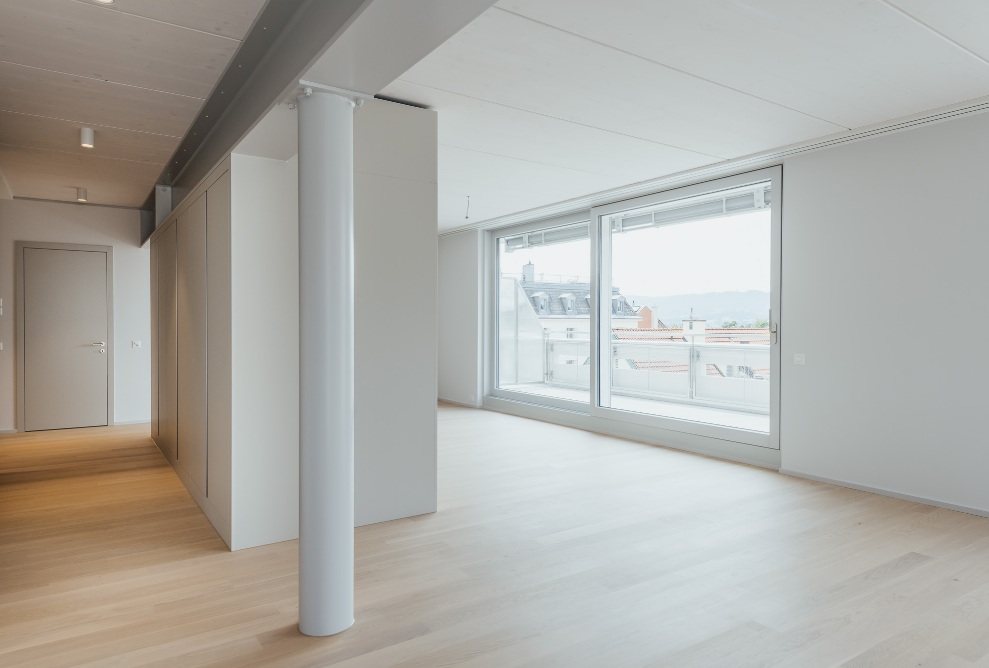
top-left (2, 407), bottom-right (989, 667)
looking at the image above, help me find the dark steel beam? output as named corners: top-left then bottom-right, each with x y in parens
top-left (140, 0), bottom-right (370, 241)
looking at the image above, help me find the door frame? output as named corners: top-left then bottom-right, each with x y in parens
top-left (15, 241), bottom-right (114, 431)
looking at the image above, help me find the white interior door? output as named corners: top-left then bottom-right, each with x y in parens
top-left (22, 247), bottom-right (109, 431)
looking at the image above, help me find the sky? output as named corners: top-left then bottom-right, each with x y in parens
top-left (500, 210), bottom-right (771, 297)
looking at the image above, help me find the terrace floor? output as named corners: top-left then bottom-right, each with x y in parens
top-left (502, 382), bottom-right (771, 434)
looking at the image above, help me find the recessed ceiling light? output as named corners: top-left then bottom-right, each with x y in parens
top-left (77, 187), bottom-right (88, 202)
top-left (92, 0), bottom-right (115, 4)
top-left (81, 127), bottom-right (95, 148)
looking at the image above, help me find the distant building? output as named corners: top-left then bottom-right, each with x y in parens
top-left (516, 263), bottom-right (640, 336)
top-left (635, 305), bottom-right (667, 329)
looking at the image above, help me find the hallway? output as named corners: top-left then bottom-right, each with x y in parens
top-left (3, 408), bottom-right (989, 666)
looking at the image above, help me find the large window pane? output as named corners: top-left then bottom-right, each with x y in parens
top-left (604, 182), bottom-right (772, 432)
top-left (497, 223), bottom-right (590, 402)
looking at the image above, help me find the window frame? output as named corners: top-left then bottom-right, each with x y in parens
top-left (485, 211), bottom-right (593, 413)
top-left (484, 166), bottom-right (782, 451)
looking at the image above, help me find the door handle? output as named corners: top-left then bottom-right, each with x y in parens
top-left (91, 342), bottom-right (106, 346)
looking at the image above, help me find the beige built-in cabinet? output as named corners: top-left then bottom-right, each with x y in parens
top-left (151, 165), bottom-right (235, 544)
top-left (149, 98), bottom-right (440, 551)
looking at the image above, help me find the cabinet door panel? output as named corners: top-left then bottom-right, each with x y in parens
top-left (157, 224), bottom-right (178, 463)
top-left (207, 171), bottom-right (231, 510)
top-left (150, 239), bottom-right (158, 439)
top-left (177, 193), bottom-right (209, 496)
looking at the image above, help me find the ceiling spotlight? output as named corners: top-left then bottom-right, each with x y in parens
top-left (77, 187), bottom-right (88, 203)
top-left (81, 127), bottom-right (95, 148)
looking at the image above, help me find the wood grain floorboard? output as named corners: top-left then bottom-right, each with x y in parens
top-left (2, 406), bottom-right (988, 666)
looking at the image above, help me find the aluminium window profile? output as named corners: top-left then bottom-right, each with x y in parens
top-left (501, 222), bottom-right (590, 251)
top-left (612, 183), bottom-right (772, 234)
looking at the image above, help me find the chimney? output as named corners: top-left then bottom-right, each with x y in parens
top-left (522, 262), bottom-right (535, 283)
top-left (683, 308), bottom-right (706, 344)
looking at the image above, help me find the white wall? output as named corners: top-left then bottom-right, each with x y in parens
top-left (438, 229), bottom-right (482, 407)
top-left (0, 199), bottom-right (150, 431)
top-left (353, 99), bottom-right (438, 526)
top-left (779, 111), bottom-right (989, 514)
top-left (225, 97), bottom-right (439, 536)
top-left (229, 154), bottom-right (300, 550)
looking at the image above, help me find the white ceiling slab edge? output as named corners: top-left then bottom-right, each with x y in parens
top-left (439, 93), bottom-right (989, 236)
top-left (239, 0), bottom-right (499, 160)
top-left (302, 0), bottom-right (499, 94)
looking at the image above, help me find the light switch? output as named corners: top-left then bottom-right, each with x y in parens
top-left (131, 340), bottom-right (142, 348)
top-left (793, 353), bottom-right (806, 365)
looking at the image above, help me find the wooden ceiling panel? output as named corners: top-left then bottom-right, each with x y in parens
top-left (0, 0), bottom-right (240, 99)
top-left (0, 61), bottom-right (203, 137)
top-left (0, 145), bottom-right (164, 207)
top-left (85, 0), bottom-right (266, 41)
top-left (0, 111), bottom-right (178, 165)
top-left (0, 0), bottom-right (266, 206)
top-left (496, 0), bottom-right (989, 130)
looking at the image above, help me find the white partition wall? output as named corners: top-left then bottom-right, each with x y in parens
top-left (228, 153), bottom-right (300, 550)
top-left (353, 99), bottom-right (438, 526)
top-left (438, 229), bottom-right (483, 408)
top-left (149, 97), bottom-right (439, 550)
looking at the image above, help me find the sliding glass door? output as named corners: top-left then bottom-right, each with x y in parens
top-left (593, 170), bottom-right (780, 447)
top-left (489, 167), bottom-right (781, 448)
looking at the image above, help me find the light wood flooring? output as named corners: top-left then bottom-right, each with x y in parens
top-left (2, 405), bottom-right (989, 666)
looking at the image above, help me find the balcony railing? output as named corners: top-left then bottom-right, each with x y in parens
top-left (535, 336), bottom-right (770, 414)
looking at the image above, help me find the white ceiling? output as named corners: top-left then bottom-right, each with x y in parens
top-left (377, 0), bottom-right (989, 231)
top-left (0, 0), bottom-right (265, 207)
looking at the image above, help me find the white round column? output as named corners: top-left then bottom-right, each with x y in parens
top-left (297, 88), bottom-right (356, 637)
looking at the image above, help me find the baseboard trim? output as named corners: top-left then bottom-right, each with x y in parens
top-left (779, 469), bottom-right (989, 519)
top-left (438, 398), bottom-right (481, 409)
top-left (112, 420), bottom-right (152, 426)
top-left (0, 429), bottom-right (18, 434)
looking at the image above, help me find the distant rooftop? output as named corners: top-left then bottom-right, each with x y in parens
top-left (515, 279), bottom-right (638, 318)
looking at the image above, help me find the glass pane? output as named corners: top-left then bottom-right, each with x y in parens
top-left (605, 183), bottom-right (772, 432)
top-left (498, 223), bottom-right (590, 403)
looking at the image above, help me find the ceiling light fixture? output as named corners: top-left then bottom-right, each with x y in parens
top-left (81, 127), bottom-right (95, 148)
top-left (77, 187), bottom-right (88, 202)
top-left (92, 0), bottom-right (115, 4)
